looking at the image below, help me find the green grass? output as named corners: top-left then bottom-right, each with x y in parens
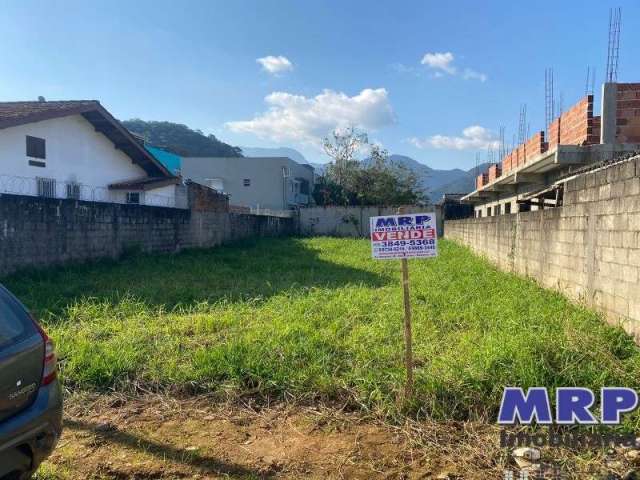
top-left (5, 237), bottom-right (640, 422)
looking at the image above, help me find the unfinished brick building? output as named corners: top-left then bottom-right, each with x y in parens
top-left (464, 82), bottom-right (640, 217)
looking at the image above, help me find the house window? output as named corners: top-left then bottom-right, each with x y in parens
top-left (495, 204), bottom-right (502, 216)
top-left (66, 182), bottom-right (81, 200)
top-left (26, 136), bottom-right (46, 160)
top-left (126, 192), bottom-right (141, 204)
top-left (487, 206), bottom-right (492, 217)
top-left (243, 179), bottom-right (251, 187)
top-left (504, 202), bottom-right (512, 214)
top-left (37, 177), bottom-right (56, 198)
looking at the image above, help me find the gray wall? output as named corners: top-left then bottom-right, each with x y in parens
top-left (298, 205), bottom-right (443, 238)
top-left (0, 190), bottom-right (293, 277)
top-left (181, 156), bottom-right (314, 210)
top-left (445, 156), bottom-right (640, 339)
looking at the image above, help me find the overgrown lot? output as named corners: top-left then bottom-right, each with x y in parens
top-left (5, 237), bottom-right (640, 423)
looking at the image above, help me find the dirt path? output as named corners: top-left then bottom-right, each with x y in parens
top-left (41, 394), bottom-right (626, 479)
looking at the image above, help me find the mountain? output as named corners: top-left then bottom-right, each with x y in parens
top-left (123, 119), bottom-right (242, 157)
top-left (240, 146), bottom-right (307, 165)
top-left (383, 155), bottom-right (490, 202)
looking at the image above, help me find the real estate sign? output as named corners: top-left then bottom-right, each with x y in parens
top-left (369, 212), bottom-right (438, 260)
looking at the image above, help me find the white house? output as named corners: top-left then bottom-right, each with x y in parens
top-left (0, 100), bottom-right (183, 208)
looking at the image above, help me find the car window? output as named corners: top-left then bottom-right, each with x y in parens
top-left (0, 289), bottom-right (35, 350)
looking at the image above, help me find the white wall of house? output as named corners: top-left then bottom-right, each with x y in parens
top-left (0, 114), bottom-right (178, 206)
top-left (0, 114), bottom-right (147, 185)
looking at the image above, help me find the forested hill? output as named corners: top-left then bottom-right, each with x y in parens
top-left (122, 119), bottom-right (242, 157)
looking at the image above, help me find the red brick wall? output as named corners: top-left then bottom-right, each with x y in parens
top-left (525, 132), bottom-right (547, 160)
top-left (502, 152), bottom-right (513, 173)
top-left (499, 132), bottom-right (547, 175)
top-left (517, 144), bottom-right (527, 167)
top-left (488, 164), bottom-right (502, 182)
top-left (616, 83), bottom-right (640, 143)
top-left (548, 117), bottom-right (561, 147)
top-left (476, 173), bottom-right (488, 190)
top-left (547, 95), bottom-right (599, 147)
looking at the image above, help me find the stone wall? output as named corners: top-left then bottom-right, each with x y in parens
top-left (0, 185), bottom-right (293, 277)
top-left (298, 205), bottom-right (443, 238)
top-left (445, 156), bottom-right (640, 338)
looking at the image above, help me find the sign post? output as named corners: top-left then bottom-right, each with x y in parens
top-left (369, 208), bottom-right (438, 402)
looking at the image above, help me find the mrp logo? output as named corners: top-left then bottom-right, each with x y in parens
top-left (498, 387), bottom-right (639, 425)
top-left (375, 215), bottom-right (431, 228)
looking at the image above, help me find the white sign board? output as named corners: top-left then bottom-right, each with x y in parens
top-left (370, 212), bottom-right (438, 260)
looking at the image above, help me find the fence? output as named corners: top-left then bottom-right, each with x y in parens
top-left (298, 205), bottom-right (444, 237)
top-left (0, 174), bottom-right (187, 209)
top-left (445, 154), bottom-right (640, 340)
top-left (0, 182), bottom-right (294, 277)
top-left (250, 206), bottom-right (295, 218)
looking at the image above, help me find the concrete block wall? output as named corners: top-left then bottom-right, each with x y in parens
top-left (298, 205), bottom-right (444, 238)
top-left (0, 187), bottom-right (293, 277)
top-left (446, 155), bottom-right (640, 339)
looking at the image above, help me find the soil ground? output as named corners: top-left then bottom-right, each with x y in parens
top-left (39, 394), bottom-right (633, 480)
top-left (40, 393), bottom-right (506, 479)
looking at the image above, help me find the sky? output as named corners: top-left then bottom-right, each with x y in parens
top-left (1, 0), bottom-right (639, 169)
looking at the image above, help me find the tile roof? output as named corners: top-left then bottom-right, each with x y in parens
top-left (0, 100), bottom-right (175, 179)
top-left (0, 101), bottom-right (99, 128)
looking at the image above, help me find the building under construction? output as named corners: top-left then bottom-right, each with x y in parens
top-left (463, 82), bottom-right (640, 216)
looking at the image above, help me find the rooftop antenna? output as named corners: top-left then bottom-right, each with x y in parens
top-left (545, 68), bottom-right (555, 134)
top-left (606, 7), bottom-right (621, 82)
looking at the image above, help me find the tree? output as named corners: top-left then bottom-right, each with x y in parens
top-left (313, 130), bottom-right (427, 206)
top-left (322, 127), bottom-right (368, 186)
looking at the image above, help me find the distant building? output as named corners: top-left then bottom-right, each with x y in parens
top-left (181, 156), bottom-right (314, 210)
top-left (436, 193), bottom-right (474, 220)
top-left (463, 82), bottom-right (640, 217)
top-left (0, 100), bottom-right (183, 208)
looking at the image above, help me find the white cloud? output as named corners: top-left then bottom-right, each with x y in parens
top-left (462, 68), bottom-right (488, 82)
top-left (256, 55), bottom-right (293, 75)
top-left (407, 125), bottom-right (499, 150)
top-left (390, 63), bottom-right (416, 74)
top-left (421, 52), bottom-right (456, 75)
top-left (226, 88), bottom-right (396, 145)
top-left (419, 52), bottom-right (487, 82)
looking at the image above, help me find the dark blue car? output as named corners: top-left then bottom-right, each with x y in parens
top-left (0, 285), bottom-right (62, 479)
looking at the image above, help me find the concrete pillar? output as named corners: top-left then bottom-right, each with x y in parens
top-left (601, 82), bottom-right (618, 144)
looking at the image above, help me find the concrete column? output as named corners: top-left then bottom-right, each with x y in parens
top-left (601, 82), bottom-right (618, 144)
